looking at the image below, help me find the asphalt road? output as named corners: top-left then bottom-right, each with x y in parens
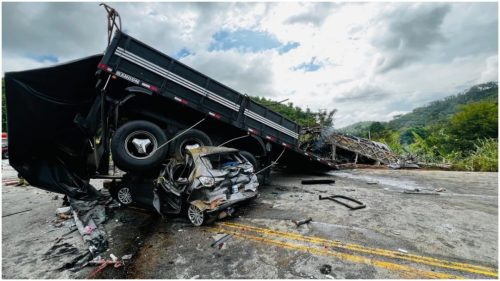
top-left (2, 159), bottom-right (498, 279)
top-left (129, 169), bottom-right (498, 279)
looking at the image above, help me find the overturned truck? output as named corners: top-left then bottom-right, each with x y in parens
top-left (5, 28), bottom-right (335, 223)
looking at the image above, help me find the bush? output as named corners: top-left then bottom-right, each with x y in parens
top-left (454, 139), bottom-right (498, 172)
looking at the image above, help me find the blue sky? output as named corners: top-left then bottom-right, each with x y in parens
top-left (2, 2), bottom-right (498, 127)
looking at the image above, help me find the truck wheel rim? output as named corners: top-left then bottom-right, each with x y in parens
top-left (187, 204), bottom-right (204, 226)
top-left (180, 139), bottom-right (202, 157)
top-left (124, 130), bottom-right (158, 160)
top-left (117, 187), bottom-right (133, 204)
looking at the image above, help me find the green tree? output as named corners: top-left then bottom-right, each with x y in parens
top-left (250, 96), bottom-right (336, 128)
top-left (368, 122), bottom-right (386, 139)
top-left (447, 101), bottom-right (498, 151)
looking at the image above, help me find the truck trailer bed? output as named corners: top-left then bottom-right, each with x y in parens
top-left (98, 32), bottom-right (334, 169)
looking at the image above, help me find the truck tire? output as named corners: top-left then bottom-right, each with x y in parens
top-left (239, 150), bottom-right (259, 170)
top-left (170, 129), bottom-right (212, 160)
top-left (240, 151), bottom-right (267, 185)
top-left (111, 120), bottom-right (168, 172)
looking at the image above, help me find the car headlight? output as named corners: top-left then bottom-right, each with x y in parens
top-left (199, 176), bottom-right (215, 187)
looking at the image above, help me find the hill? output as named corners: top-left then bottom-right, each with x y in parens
top-left (340, 81), bottom-right (498, 136)
top-left (388, 82), bottom-right (498, 130)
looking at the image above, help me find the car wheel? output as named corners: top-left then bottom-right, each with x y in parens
top-left (170, 129), bottom-right (212, 160)
top-left (110, 185), bottom-right (134, 206)
top-left (187, 203), bottom-right (205, 226)
top-left (111, 120), bottom-right (168, 172)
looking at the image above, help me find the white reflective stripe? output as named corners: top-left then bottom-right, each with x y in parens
top-left (244, 109), bottom-right (299, 139)
top-left (114, 47), bottom-right (298, 139)
top-left (116, 48), bottom-right (240, 112)
top-left (245, 112), bottom-right (298, 139)
top-left (244, 110), bottom-right (299, 138)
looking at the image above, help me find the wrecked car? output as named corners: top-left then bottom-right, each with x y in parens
top-left (107, 146), bottom-right (258, 226)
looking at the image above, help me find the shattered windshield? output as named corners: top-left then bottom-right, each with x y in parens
top-left (201, 153), bottom-right (244, 170)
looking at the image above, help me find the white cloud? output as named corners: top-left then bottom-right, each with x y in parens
top-left (2, 2), bottom-right (497, 128)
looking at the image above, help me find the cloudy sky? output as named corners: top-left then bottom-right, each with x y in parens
top-left (2, 2), bottom-right (498, 127)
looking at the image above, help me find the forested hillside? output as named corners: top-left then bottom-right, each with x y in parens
top-left (340, 82), bottom-right (498, 171)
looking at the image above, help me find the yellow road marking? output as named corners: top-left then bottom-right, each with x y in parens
top-left (209, 227), bottom-right (464, 279)
top-left (218, 222), bottom-right (498, 278)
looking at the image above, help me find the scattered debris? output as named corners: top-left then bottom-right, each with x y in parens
top-left (397, 248), bottom-right (408, 253)
top-left (366, 181), bottom-right (378, 185)
top-left (121, 254), bottom-right (133, 260)
top-left (325, 274), bottom-right (335, 279)
top-left (211, 234), bottom-right (232, 249)
top-left (435, 187), bottom-right (446, 192)
top-left (88, 257), bottom-right (124, 278)
top-left (190, 275), bottom-right (200, 279)
top-left (392, 230), bottom-right (401, 235)
top-left (52, 195), bottom-right (59, 200)
top-left (320, 264), bottom-right (332, 274)
top-left (292, 217), bottom-right (312, 227)
top-left (56, 207), bottom-right (71, 215)
top-left (2, 180), bottom-right (19, 186)
top-left (2, 208), bottom-right (32, 218)
top-left (319, 195), bottom-right (366, 210)
top-left (16, 178), bottom-right (30, 186)
top-left (301, 179), bottom-right (335, 185)
top-left (403, 190), bottom-right (439, 195)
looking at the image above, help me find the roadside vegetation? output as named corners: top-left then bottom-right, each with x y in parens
top-left (250, 96), bottom-right (336, 128)
top-left (341, 82), bottom-right (498, 172)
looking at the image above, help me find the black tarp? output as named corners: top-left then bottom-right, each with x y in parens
top-left (5, 55), bottom-right (104, 200)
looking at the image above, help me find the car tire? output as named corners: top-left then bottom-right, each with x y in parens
top-left (111, 120), bottom-right (168, 172)
top-left (187, 204), bottom-right (205, 226)
top-left (110, 184), bottom-right (134, 206)
top-left (170, 129), bottom-right (212, 160)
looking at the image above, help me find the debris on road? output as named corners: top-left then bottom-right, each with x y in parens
top-left (292, 217), bottom-right (313, 227)
top-left (397, 248), bottom-right (409, 253)
top-left (403, 190), bottom-right (439, 195)
top-left (88, 257), bottom-right (124, 278)
top-left (366, 181), bottom-right (378, 185)
top-left (319, 195), bottom-right (366, 210)
top-left (2, 179), bottom-right (20, 186)
top-left (301, 179), bottom-right (335, 185)
top-left (121, 254), bottom-right (133, 260)
top-left (211, 233), bottom-right (232, 249)
top-left (435, 187), bottom-right (446, 192)
top-left (56, 207), bottom-right (71, 215)
top-left (320, 264), bottom-right (332, 274)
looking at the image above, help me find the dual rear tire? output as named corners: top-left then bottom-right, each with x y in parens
top-left (111, 120), bottom-right (212, 172)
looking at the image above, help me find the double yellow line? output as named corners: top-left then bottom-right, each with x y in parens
top-left (211, 222), bottom-right (498, 279)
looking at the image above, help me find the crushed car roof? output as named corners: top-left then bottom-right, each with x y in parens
top-left (187, 146), bottom-right (238, 157)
